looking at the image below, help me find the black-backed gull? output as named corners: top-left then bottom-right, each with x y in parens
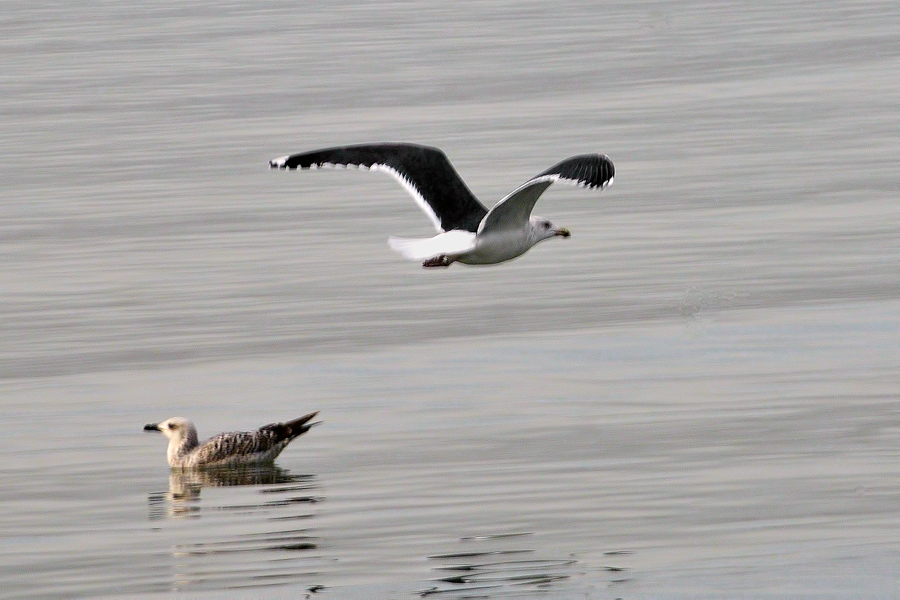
top-left (269, 143), bottom-right (614, 267)
top-left (144, 412), bottom-right (319, 469)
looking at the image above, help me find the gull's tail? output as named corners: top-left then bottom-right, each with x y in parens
top-left (388, 230), bottom-right (477, 261)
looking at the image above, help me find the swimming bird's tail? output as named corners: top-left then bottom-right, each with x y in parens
top-left (283, 411), bottom-right (320, 440)
top-left (388, 230), bottom-right (477, 261)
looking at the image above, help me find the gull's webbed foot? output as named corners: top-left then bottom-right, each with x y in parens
top-left (422, 255), bottom-right (452, 268)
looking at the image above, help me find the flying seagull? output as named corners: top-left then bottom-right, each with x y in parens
top-left (269, 143), bottom-right (614, 267)
top-left (144, 412), bottom-right (319, 469)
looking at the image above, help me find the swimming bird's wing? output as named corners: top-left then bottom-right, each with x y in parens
top-left (270, 143), bottom-right (489, 233)
top-left (478, 154), bottom-right (614, 234)
top-left (191, 430), bottom-right (276, 466)
top-left (191, 413), bottom-right (318, 466)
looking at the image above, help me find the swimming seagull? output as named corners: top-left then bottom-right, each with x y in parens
top-left (269, 143), bottom-right (614, 267)
top-left (144, 412), bottom-right (319, 469)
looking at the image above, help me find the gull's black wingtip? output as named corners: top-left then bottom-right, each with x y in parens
top-left (536, 153), bottom-right (615, 190)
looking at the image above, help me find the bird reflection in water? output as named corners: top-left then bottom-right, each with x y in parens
top-left (146, 466), bottom-right (325, 592)
top-left (148, 465), bottom-right (319, 520)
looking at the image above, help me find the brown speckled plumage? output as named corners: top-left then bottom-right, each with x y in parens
top-left (144, 412), bottom-right (319, 469)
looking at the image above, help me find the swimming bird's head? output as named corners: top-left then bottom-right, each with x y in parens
top-left (144, 417), bottom-right (199, 466)
top-left (144, 417), bottom-right (193, 441)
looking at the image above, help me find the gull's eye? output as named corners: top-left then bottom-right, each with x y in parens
top-left (543, 221), bottom-right (551, 229)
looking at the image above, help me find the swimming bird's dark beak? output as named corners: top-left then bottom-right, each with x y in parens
top-left (555, 227), bottom-right (571, 238)
top-left (144, 423), bottom-right (160, 432)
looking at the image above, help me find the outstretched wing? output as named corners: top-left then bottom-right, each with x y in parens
top-left (478, 154), bottom-right (614, 234)
top-left (270, 143), bottom-right (489, 233)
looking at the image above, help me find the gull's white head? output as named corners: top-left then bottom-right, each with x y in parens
top-left (144, 417), bottom-right (199, 466)
top-left (528, 215), bottom-right (570, 244)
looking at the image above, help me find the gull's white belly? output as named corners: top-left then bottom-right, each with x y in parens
top-left (458, 230), bottom-right (532, 265)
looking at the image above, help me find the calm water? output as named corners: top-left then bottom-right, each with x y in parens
top-left (1, 1), bottom-right (897, 598)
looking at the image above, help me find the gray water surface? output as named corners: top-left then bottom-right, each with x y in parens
top-left (1, 1), bottom-right (897, 597)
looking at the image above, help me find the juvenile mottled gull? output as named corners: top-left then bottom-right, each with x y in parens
top-left (269, 143), bottom-right (614, 267)
top-left (144, 412), bottom-right (319, 469)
